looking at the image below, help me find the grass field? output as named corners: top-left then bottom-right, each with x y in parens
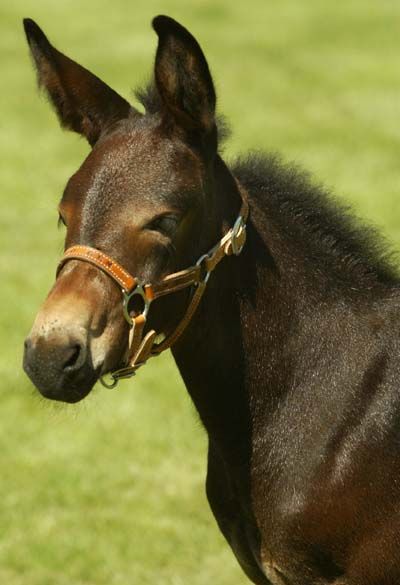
top-left (1, 1), bottom-right (400, 583)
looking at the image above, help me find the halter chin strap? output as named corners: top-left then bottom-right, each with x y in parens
top-left (57, 184), bottom-right (249, 388)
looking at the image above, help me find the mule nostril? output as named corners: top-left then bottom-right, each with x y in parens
top-left (62, 344), bottom-right (83, 371)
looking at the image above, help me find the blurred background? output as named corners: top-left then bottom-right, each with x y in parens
top-left (1, 1), bottom-right (400, 583)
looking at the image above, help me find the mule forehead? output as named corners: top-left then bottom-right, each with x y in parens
top-left (62, 120), bottom-right (204, 242)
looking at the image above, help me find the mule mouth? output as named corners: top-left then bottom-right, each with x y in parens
top-left (23, 354), bottom-right (99, 404)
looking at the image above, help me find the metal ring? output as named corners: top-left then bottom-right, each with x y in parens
top-left (99, 373), bottom-right (118, 389)
top-left (196, 254), bottom-right (211, 284)
top-left (122, 285), bottom-right (152, 325)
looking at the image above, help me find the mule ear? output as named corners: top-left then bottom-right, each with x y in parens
top-left (23, 19), bottom-right (134, 146)
top-left (152, 16), bottom-right (216, 151)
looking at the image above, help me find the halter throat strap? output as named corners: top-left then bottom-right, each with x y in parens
top-left (57, 184), bottom-right (249, 388)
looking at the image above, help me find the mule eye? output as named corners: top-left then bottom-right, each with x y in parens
top-left (147, 214), bottom-right (179, 237)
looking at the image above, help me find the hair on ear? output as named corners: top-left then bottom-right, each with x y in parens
top-left (152, 15), bottom-right (217, 154)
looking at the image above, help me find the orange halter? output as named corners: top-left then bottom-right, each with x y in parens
top-left (57, 186), bottom-right (249, 388)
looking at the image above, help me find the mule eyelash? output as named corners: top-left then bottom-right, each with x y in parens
top-left (146, 214), bottom-right (179, 237)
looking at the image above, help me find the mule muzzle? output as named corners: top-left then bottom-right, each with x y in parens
top-left (23, 331), bottom-right (97, 403)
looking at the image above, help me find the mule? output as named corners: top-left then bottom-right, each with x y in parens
top-left (23, 15), bottom-right (400, 585)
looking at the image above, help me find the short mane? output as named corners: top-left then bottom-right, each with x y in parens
top-left (231, 153), bottom-right (399, 292)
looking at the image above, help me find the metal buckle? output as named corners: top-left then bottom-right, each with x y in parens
top-left (112, 365), bottom-right (139, 380)
top-left (230, 216), bottom-right (246, 256)
top-left (122, 284), bottom-right (151, 325)
top-left (196, 254), bottom-right (211, 284)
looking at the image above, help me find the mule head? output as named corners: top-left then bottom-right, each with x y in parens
top-left (23, 16), bottom-right (223, 402)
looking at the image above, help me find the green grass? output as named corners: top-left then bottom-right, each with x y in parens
top-left (1, 0), bottom-right (400, 583)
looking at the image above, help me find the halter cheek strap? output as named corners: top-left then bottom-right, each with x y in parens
top-left (57, 185), bottom-right (249, 388)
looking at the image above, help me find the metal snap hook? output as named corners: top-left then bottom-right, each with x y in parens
top-left (196, 254), bottom-right (211, 284)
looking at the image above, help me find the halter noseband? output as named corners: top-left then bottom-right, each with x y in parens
top-left (57, 185), bottom-right (249, 388)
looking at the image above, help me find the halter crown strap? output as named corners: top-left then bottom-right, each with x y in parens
top-left (57, 182), bottom-right (249, 387)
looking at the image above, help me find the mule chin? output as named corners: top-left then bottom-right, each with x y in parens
top-left (23, 358), bottom-right (98, 404)
top-left (38, 381), bottom-right (95, 404)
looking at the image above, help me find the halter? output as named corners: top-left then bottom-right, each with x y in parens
top-left (57, 185), bottom-right (249, 388)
